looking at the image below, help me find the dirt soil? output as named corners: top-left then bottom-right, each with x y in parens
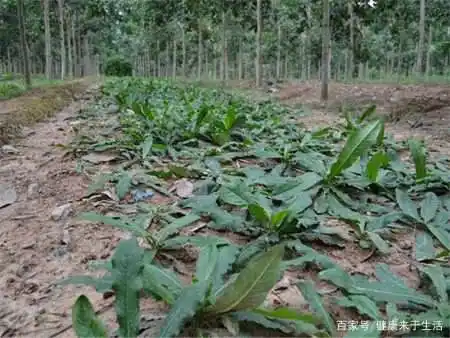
top-left (0, 80), bottom-right (448, 337)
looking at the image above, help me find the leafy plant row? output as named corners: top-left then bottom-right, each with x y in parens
top-left (64, 78), bottom-right (450, 337)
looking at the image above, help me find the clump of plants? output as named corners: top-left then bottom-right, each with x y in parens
top-left (104, 56), bottom-right (133, 77)
top-left (0, 82), bottom-right (25, 100)
top-left (65, 239), bottom-right (325, 338)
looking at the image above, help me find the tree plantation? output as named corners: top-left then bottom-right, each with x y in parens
top-left (0, 1), bottom-right (449, 338)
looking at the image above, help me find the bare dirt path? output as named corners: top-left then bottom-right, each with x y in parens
top-left (0, 84), bottom-right (126, 338)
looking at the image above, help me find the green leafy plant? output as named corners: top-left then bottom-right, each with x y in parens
top-left (104, 57), bottom-right (133, 77)
top-left (396, 189), bottom-right (450, 250)
top-left (64, 239), bottom-right (325, 338)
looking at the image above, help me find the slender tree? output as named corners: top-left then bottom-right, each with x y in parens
top-left (17, 0), bottom-right (31, 88)
top-left (416, 0), bottom-right (426, 75)
top-left (255, 0), bottom-right (262, 87)
top-left (57, 0), bottom-right (66, 80)
top-left (42, 0), bottom-right (52, 79)
top-left (321, 0), bottom-right (330, 101)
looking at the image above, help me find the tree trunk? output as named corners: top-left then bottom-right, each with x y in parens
top-left (57, 0), bottom-right (65, 80)
top-left (157, 40), bottom-right (161, 77)
top-left (221, 10), bottom-right (226, 82)
top-left (255, 0), bottom-right (262, 87)
top-left (173, 39), bottom-right (177, 78)
top-left (72, 13), bottom-right (78, 77)
top-left (66, 12), bottom-right (73, 78)
top-left (83, 36), bottom-right (90, 76)
top-left (17, 0), bottom-right (31, 88)
top-left (238, 37), bottom-right (243, 80)
top-left (416, 0), bottom-right (425, 75)
top-left (320, 0), bottom-right (330, 101)
top-left (42, 0), bottom-right (52, 80)
top-left (425, 25), bottom-right (433, 78)
top-left (197, 24), bottom-right (202, 80)
top-left (276, 22), bottom-right (281, 80)
top-left (181, 27), bottom-right (186, 77)
top-left (347, 0), bottom-right (354, 80)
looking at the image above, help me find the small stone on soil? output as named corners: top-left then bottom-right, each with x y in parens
top-left (1, 145), bottom-right (20, 154)
top-left (27, 183), bottom-right (40, 199)
top-left (0, 184), bottom-right (17, 208)
top-left (51, 203), bottom-right (72, 221)
top-left (107, 104), bottom-right (119, 114)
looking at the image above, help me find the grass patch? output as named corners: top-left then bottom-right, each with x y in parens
top-left (0, 79), bottom-right (92, 145)
top-left (0, 82), bottom-right (25, 100)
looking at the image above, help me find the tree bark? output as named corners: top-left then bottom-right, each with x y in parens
top-left (425, 25), bottom-right (433, 78)
top-left (255, 0), bottom-right (262, 87)
top-left (42, 0), bottom-right (52, 80)
top-left (320, 0), bottom-right (330, 101)
top-left (17, 0), bottom-right (31, 88)
top-left (347, 0), bottom-right (354, 80)
top-left (57, 0), bottom-right (66, 80)
top-left (416, 0), bottom-right (425, 75)
top-left (181, 27), bottom-right (186, 77)
top-left (197, 23), bottom-right (202, 79)
top-left (276, 22), bottom-right (281, 80)
top-left (173, 39), bottom-right (177, 78)
top-left (66, 12), bottom-right (73, 78)
top-left (221, 10), bottom-right (226, 82)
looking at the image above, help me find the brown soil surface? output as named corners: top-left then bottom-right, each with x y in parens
top-left (0, 79), bottom-right (448, 337)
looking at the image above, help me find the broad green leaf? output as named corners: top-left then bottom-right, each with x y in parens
top-left (281, 253), bottom-right (336, 270)
top-left (327, 120), bottom-right (383, 181)
top-left (194, 106), bottom-right (211, 132)
top-left (408, 139), bottom-right (427, 180)
top-left (420, 265), bottom-right (448, 303)
top-left (319, 268), bottom-right (354, 290)
top-left (395, 189), bottom-right (420, 221)
top-left (253, 307), bottom-right (318, 324)
top-left (207, 244), bottom-right (284, 314)
top-left (288, 194), bottom-right (313, 215)
top-left (313, 192), bottom-right (328, 214)
top-left (231, 311), bottom-right (297, 334)
top-left (335, 295), bottom-right (381, 320)
top-left (415, 231), bottom-right (436, 261)
top-left (211, 245), bottom-right (240, 293)
top-left (155, 214), bottom-right (201, 244)
top-left (357, 105), bottom-right (377, 123)
top-left (424, 222), bottom-right (450, 250)
top-left (111, 239), bottom-right (144, 338)
top-left (367, 232), bottom-right (390, 254)
top-left (248, 203), bottom-right (271, 225)
top-left (366, 212), bottom-right (402, 231)
top-left (141, 135), bottom-right (153, 159)
top-left (320, 265), bottom-right (436, 307)
top-left (195, 244), bottom-right (220, 282)
top-left (72, 295), bottom-right (108, 338)
top-left (273, 172), bottom-right (323, 201)
top-left (158, 281), bottom-right (209, 338)
top-left (270, 210), bottom-right (290, 228)
top-left (142, 264), bottom-right (182, 305)
top-left (376, 118), bottom-right (385, 147)
top-left (420, 192), bottom-right (440, 223)
top-left (116, 172), bottom-right (133, 200)
top-left (365, 151), bottom-right (389, 182)
top-left (297, 280), bottom-right (336, 336)
top-left (59, 275), bottom-right (113, 294)
top-left (163, 235), bottom-right (231, 249)
top-left (80, 212), bottom-right (147, 238)
top-left (293, 152), bottom-right (326, 175)
top-left (219, 183), bottom-right (254, 206)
